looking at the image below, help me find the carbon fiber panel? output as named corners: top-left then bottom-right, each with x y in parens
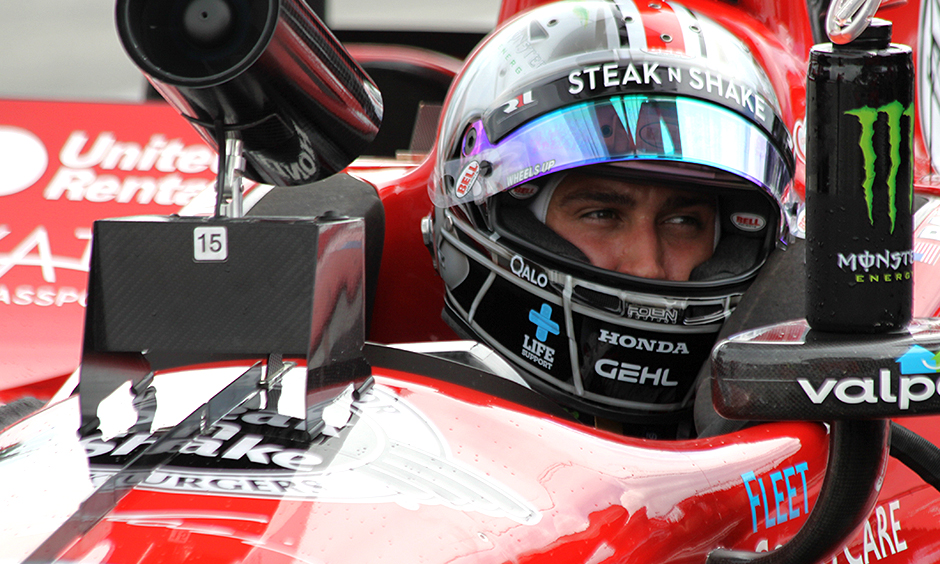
top-left (85, 216), bottom-right (333, 355)
top-left (712, 319), bottom-right (940, 420)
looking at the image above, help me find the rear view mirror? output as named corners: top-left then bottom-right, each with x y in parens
top-left (115, 0), bottom-right (383, 188)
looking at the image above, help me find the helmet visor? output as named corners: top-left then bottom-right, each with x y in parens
top-left (433, 94), bottom-right (793, 209)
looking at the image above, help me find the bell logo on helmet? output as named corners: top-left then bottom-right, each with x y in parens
top-left (509, 184), bottom-right (539, 199)
top-left (455, 161), bottom-right (481, 198)
top-left (731, 213), bottom-right (766, 232)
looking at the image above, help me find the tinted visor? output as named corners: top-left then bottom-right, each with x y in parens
top-left (433, 94), bottom-right (793, 208)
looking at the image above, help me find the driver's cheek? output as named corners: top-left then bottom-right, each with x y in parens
top-left (660, 235), bottom-right (714, 281)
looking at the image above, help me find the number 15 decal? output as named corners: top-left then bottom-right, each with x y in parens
top-left (193, 226), bottom-right (228, 262)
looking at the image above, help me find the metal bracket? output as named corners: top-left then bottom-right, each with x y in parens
top-left (826, 0), bottom-right (881, 43)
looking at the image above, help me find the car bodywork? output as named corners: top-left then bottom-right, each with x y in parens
top-left (2, 0), bottom-right (940, 562)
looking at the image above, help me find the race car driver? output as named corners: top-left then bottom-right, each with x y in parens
top-left (425, 0), bottom-right (802, 438)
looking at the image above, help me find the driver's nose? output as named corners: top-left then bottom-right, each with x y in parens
top-left (610, 223), bottom-right (668, 280)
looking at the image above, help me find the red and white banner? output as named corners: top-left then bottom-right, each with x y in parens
top-left (0, 99), bottom-right (216, 391)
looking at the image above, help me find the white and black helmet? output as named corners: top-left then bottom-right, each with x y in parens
top-left (426, 0), bottom-right (801, 436)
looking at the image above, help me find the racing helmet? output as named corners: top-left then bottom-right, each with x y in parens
top-left (425, 0), bottom-right (800, 437)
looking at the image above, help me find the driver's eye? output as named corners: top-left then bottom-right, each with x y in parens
top-left (585, 209), bottom-right (618, 220)
top-left (665, 215), bottom-right (701, 226)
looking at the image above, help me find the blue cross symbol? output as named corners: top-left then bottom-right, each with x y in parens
top-left (529, 303), bottom-right (560, 342)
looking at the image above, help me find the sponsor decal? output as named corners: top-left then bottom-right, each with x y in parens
top-left (510, 255), bottom-right (548, 288)
top-left (741, 461), bottom-right (810, 534)
top-left (499, 28), bottom-right (546, 77)
top-left (0, 284), bottom-right (86, 308)
top-left (0, 127), bottom-right (48, 197)
top-left (86, 423), bottom-right (323, 471)
top-left (793, 118), bottom-right (807, 165)
top-left (43, 131), bottom-right (214, 206)
top-left (193, 226), bottom-right (228, 262)
top-left (836, 249), bottom-right (914, 283)
top-left (598, 329), bottom-right (689, 354)
top-left (567, 61), bottom-right (770, 125)
top-left (831, 500), bottom-right (908, 564)
top-left (753, 498), bottom-right (909, 561)
top-left (594, 359), bottom-right (676, 386)
top-left (626, 303), bottom-right (679, 324)
top-left (252, 128), bottom-right (318, 183)
top-left (505, 159), bottom-right (556, 187)
top-left (521, 303), bottom-right (559, 369)
top-left (731, 212), bottom-right (766, 232)
top-left (569, 62), bottom-right (668, 93)
top-left (798, 345), bottom-right (940, 410)
top-left (509, 183), bottom-right (539, 199)
top-left (845, 102), bottom-right (914, 233)
top-left (86, 386), bottom-right (541, 525)
top-left (455, 161), bottom-right (481, 199)
top-left (0, 225), bottom-right (90, 307)
top-left (503, 91), bottom-right (535, 114)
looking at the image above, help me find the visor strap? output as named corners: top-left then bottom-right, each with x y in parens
top-left (562, 275), bottom-right (584, 396)
top-left (528, 172), bottom-right (568, 223)
top-left (714, 199), bottom-right (721, 250)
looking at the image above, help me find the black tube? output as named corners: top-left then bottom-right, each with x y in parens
top-left (890, 422), bottom-right (940, 493)
top-left (706, 420), bottom-right (890, 564)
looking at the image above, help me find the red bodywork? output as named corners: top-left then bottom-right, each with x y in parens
top-left (3, 0), bottom-right (940, 392)
top-left (2, 0), bottom-right (940, 562)
top-left (6, 357), bottom-right (940, 563)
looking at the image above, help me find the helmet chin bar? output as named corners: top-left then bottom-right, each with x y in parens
top-left (436, 207), bottom-right (736, 424)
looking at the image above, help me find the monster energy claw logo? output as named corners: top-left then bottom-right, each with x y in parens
top-left (845, 101), bottom-right (914, 233)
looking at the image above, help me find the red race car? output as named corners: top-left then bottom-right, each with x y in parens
top-left (2, 0), bottom-right (940, 562)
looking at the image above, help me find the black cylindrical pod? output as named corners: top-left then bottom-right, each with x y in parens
top-left (805, 19), bottom-right (915, 333)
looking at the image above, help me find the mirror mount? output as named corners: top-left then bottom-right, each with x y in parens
top-left (217, 129), bottom-right (245, 218)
